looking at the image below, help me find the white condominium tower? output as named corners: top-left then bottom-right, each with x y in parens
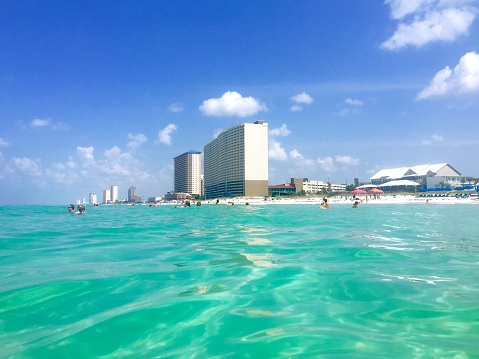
top-left (103, 189), bottom-right (111, 204)
top-left (89, 193), bottom-right (97, 205)
top-left (204, 121), bottom-right (268, 198)
top-left (174, 150), bottom-right (202, 196)
top-left (110, 185), bottom-right (118, 203)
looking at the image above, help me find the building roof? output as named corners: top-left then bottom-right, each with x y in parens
top-left (268, 184), bottom-right (295, 189)
top-left (377, 179), bottom-right (421, 187)
top-left (370, 163), bottom-right (460, 180)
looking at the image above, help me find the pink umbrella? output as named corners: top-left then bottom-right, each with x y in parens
top-left (351, 189), bottom-right (367, 194)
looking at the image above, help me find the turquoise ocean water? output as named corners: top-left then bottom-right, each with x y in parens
top-left (1, 203), bottom-right (478, 358)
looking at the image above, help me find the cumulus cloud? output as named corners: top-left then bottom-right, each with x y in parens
top-left (127, 133), bottom-right (148, 150)
top-left (29, 118), bottom-right (69, 131)
top-left (289, 149), bottom-right (316, 167)
top-left (199, 91), bottom-right (267, 117)
top-left (382, 0), bottom-right (477, 50)
top-left (77, 146), bottom-right (95, 162)
top-left (213, 129), bottom-right (223, 139)
top-left (345, 98), bottom-right (364, 106)
top-left (269, 139), bottom-right (288, 161)
top-left (269, 124), bottom-right (291, 137)
top-left (168, 102), bottom-right (185, 113)
top-left (156, 123), bottom-right (177, 145)
top-left (0, 138), bottom-right (10, 147)
top-left (290, 92), bottom-right (313, 104)
top-left (31, 118), bottom-right (50, 127)
top-left (317, 157), bottom-right (335, 173)
top-left (268, 124), bottom-right (291, 161)
top-left (289, 149), bottom-right (303, 159)
top-left (416, 51), bottom-right (479, 99)
top-left (11, 157), bottom-right (42, 176)
top-left (290, 105), bottom-right (303, 112)
top-left (290, 92), bottom-right (313, 112)
top-left (335, 155), bottom-right (360, 166)
top-left (6, 135), bottom-right (154, 191)
top-left (421, 133), bottom-right (445, 145)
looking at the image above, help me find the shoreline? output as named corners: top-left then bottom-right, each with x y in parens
top-left (200, 194), bottom-right (479, 206)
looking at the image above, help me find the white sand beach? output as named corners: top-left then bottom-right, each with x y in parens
top-left (202, 194), bottom-right (479, 206)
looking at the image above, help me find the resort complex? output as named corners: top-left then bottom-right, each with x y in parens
top-left (84, 123), bottom-right (476, 204)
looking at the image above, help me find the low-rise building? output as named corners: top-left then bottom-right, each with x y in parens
top-left (268, 183), bottom-right (296, 196)
top-left (291, 178), bottom-right (346, 193)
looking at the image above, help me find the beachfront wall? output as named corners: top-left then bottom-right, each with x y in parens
top-left (204, 121), bottom-right (268, 199)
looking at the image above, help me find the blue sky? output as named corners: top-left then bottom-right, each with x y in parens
top-left (1, 0), bottom-right (478, 204)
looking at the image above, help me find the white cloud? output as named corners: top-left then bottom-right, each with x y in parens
top-left (199, 91), bottom-right (267, 117)
top-left (11, 157), bottom-right (42, 176)
top-left (213, 129), bottom-right (223, 139)
top-left (31, 118), bottom-right (50, 127)
top-left (386, 0), bottom-right (425, 19)
top-left (335, 155), bottom-right (360, 166)
top-left (290, 105), bottom-right (303, 112)
top-left (269, 139), bottom-right (288, 161)
top-left (127, 133), bottom-right (147, 150)
top-left (421, 133), bottom-right (445, 145)
top-left (6, 135), bottom-right (154, 190)
top-left (0, 138), bottom-right (10, 147)
top-left (156, 123), bottom-right (177, 145)
top-left (345, 98), bottom-right (364, 106)
top-left (77, 146), bottom-right (95, 162)
top-left (336, 109), bottom-right (351, 116)
top-left (289, 149), bottom-right (303, 159)
top-left (382, 1), bottom-right (477, 50)
top-left (268, 124), bottom-right (291, 161)
top-left (168, 102), bottom-right (185, 113)
top-left (290, 92), bottom-right (313, 104)
top-left (416, 51), bottom-right (479, 99)
top-left (317, 157), bottom-right (335, 173)
top-left (289, 149), bottom-right (316, 167)
top-left (269, 124), bottom-right (291, 137)
top-left (29, 118), bottom-right (69, 131)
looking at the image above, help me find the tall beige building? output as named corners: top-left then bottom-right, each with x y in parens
top-left (204, 121), bottom-right (268, 198)
top-left (174, 150), bottom-right (202, 196)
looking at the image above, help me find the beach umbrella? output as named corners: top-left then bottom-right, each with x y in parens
top-left (351, 189), bottom-right (367, 194)
top-left (367, 188), bottom-right (384, 194)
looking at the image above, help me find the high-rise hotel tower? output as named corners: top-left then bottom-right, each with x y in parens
top-left (204, 121), bottom-right (268, 198)
top-left (174, 150), bottom-right (202, 196)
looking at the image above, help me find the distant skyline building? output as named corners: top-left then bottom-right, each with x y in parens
top-left (89, 193), bottom-right (97, 205)
top-left (174, 150), bottom-right (202, 196)
top-left (204, 121), bottom-right (268, 198)
top-left (103, 188), bottom-right (111, 204)
top-left (111, 185), bottom-right (118, 203)
top-left (128, 186), bottom-right (137, 202)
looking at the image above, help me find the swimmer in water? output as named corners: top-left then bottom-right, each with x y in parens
top-left (320, 198), bottom-right (330, 209)
top-left (68, 204), bottom-right (75, 213)
top-left (352, 201), bottom-right (359, 208)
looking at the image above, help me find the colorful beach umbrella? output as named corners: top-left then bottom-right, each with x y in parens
top-left (351, 189), bottom-right (367, 194)
top-left (367, 188), bottom-right (384, 194)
